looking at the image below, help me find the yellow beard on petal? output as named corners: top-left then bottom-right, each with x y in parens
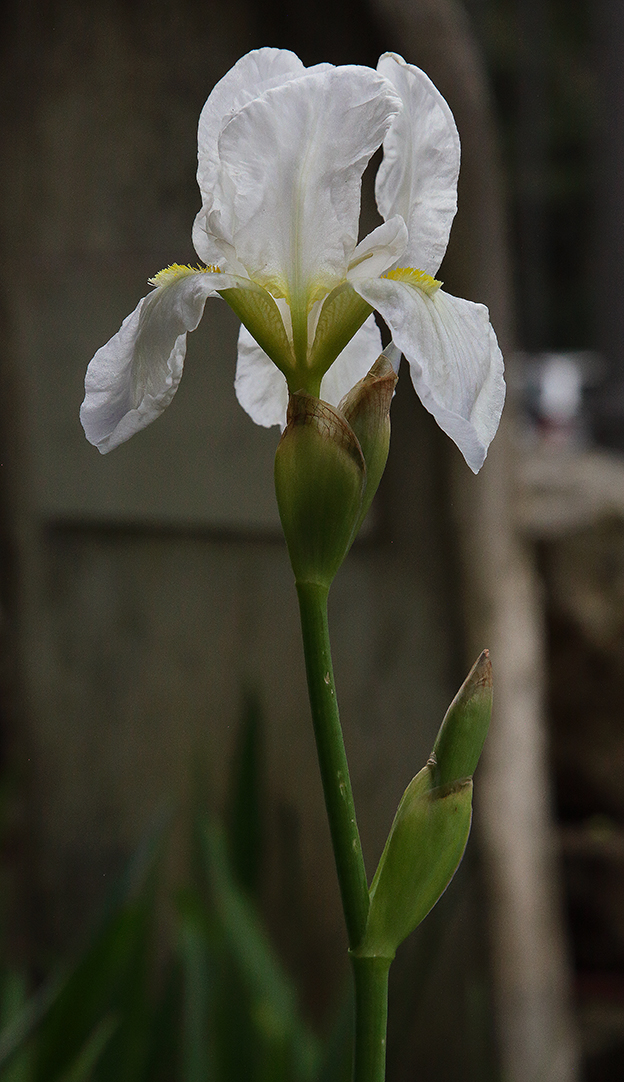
top-left (383, 267), bottom-right (443, 297)
top-left (148, 263), bottom-right (221, 287)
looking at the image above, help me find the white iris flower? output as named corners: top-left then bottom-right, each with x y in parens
top-left (81, 48), bottom-right (505, 472)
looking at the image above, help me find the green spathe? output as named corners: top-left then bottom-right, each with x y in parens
top-left (274, 394), bottom-right (366, 588)
top-left (356, 651), bottom-right (493, 958)
top-left (355, 766), bottom-right (472, 959)
top-left (340, 354), bottom-right (397, 537)
top-left (431, 650), bottom-right (492, 788)
top-left (274, 353), bottom-right (397, 589)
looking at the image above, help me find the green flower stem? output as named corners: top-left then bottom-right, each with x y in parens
top-left (351, 955), bottom-right (392, 1082)
top-left (295, 580), bottom-right (369, 950)
top-left (296, 580), bottom-right (392, 1082)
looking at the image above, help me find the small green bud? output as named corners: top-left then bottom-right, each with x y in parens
top-left (339, 352), bottom-right (398, 534)
top-left (356, 765), bottom-right (472, 958)
top-left (356, 653), bottom-right (492, 958)
top-left (430, 651), bottom-right (493, 788)
top-left (274, 393), bottom-right (366, 587)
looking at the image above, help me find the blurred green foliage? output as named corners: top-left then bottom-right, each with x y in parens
top-left (0, 698), bottom-right (352, 1082)
top-left (0, 690), bottom-right (499, 1082)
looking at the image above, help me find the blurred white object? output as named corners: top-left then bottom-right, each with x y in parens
top-left (513, 351), bottom-right (604, 448)
top-left (539, 354), bottom-right (583, 427)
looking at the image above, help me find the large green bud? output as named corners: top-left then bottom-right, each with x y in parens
top-left (274, 393), bottom-right (366, 588)
top-left (274, 353), bottom-right (397, 588)
top-left (356, 766), bottom-right (473, 959)
top-left (355, 652), bottom-right (493, 959)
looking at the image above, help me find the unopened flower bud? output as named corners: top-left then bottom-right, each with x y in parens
top-left (356, 765), bottom-right (472, 958)
top-left (274, 393), bottom-right (366, 587)
top-left (356, 653), bottom-right (492, 958)
top-left (430, 650), bottom-right (493, 788)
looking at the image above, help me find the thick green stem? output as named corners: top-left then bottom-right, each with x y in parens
top-left (295, 580), bottom-right (369, 950)
top-left (296, 580), bottom-right (391, 1082)
top-left (351, 955), bottom-right (392, 1082)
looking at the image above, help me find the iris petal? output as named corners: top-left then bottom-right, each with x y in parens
top-left (319, 315), bottom-right (383, 410)
top-left (81, 271), bottom-right (236, 453)
top-left (209, 66), bottom-right (401, 318)
top-left (376, 53), bottom-right (460, 277)
top-left (234, 324), bottom-right (289, 429)
top-left (347, 216), bottom-right (408, 280)
top-left (193, 47), bottom-right (308, 265)
top-left (353, 276), bottom-right (505, 471)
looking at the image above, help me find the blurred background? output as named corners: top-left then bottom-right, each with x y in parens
top-left (0, 0), bottom-right (624, 1079)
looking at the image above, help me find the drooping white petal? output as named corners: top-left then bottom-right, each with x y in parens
top-left (210, 66), bottom-right (402, 312)
top-left (348, 216), bottom-right (408, 280)
top-left (382, 340), bottom-right (402, 374)
top-left (319, 315), bottom-right (383, 407)
top-left (81, 271), bottom-right (236, 453)
top-left (353, 277), bottom-right (505, 472)
top-left (234, 323), bottom-right (289, 429)
top-left (193, 48), bottom-right (307, 265)
top-left (376, 53), bottom-right (460, 276)
top-left (234, 315), bottom-right (383, 429)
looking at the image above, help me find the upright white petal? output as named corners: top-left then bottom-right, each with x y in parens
top-left (81, 271), bottom-right (234, 453)
top-left (348, 216), bottom-right (408, 280)
top-left (376, 53), bottom-right (460, 276)
top-left (193, 48), bottom-right (307, 265)
top-left (354, 277), bottom-right (505, 472)
top-left (210, 67), bottom-right (401, 313)
top-left (234, 315), bottom-right (383, 429)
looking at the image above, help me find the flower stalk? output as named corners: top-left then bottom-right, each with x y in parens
top-left (297, 579), bottom-right (395, 1082)
top-left (295, 580), bottom-right (369, 950)
top-left (296, 585), bottom-right (493, 1082)
top-left (280, 359), bottom-right (399, 1081)
top-left (351, 956), bottom-right (392, 1082)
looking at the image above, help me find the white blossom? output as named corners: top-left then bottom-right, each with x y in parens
top-left (81, 48), bottom-right (504, 471)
